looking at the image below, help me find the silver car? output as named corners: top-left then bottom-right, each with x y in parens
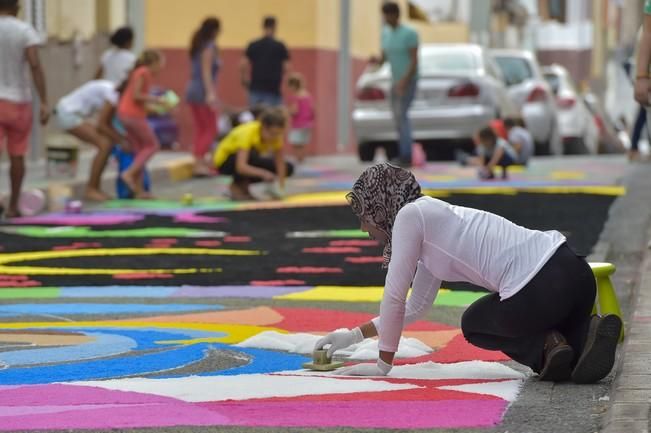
top-left (542, 64), bottom-right (599, 154)
top-left (352, 44), bottom-right (516, 161)
top-left (491, 49), bottom-right (561, 155)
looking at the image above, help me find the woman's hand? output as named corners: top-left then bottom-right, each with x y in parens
top-left (206, 92), bottom-right (219, 110)
top-left (314, 327), bottom-right (364, 358)
top-left (39, 103), bottom-right (50, 125)
top-left (261, 171), bottom-right (276, 182)
top-left (634, 77), bottom-right (651, 106)
top-left (333, 358), bottom-right (392, 377)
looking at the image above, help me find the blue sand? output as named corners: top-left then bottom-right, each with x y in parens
top-left (0, 328), bottom-right (225, 384)
top-left (0, 303), bottom-right (221, 316)
top-left (0, 332), bottom-right (136, 366)
top-left (60, 286), bottom-right (177, 298)
top-left (201, 345), bottom-right (309, 376)
top-left (72, 328), bottom-right (226, 351)
top-left (0, 344), bottom-right (208, 384)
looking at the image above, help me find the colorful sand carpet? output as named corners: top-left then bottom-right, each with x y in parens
top-left (0, 188), bottom-right (618, 431)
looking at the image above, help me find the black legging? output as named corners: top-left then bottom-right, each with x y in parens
top-left (218, 150), bottom-right (294, 184)
top-left (461, 243), bottom-right (596, 373)
top-left (631, 105), bottom-right (647, 152)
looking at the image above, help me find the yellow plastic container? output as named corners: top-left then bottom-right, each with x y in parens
top-left (589, 262), bottom-right (624, 341)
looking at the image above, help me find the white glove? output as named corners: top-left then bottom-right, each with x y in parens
top-left (314, 327), bottom-right (364, 358)
top-left (333, 358), bottom-right (392, 376)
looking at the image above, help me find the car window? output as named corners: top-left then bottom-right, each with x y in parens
top-left (420, 50), bottom-right (477, 75)
top-left (543, 73), bottom-right (560, 95)
top-left (485, 57), bottom-right (505, 81)
top-left (544, 71), bottom-right (577, 95)
top-left (494, 57), bottom-right (533, 86)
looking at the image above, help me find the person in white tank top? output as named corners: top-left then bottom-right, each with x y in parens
top-left (55, 80), bottom-right (128, 201)
top-left (315, 163), bottom-right (622, 384)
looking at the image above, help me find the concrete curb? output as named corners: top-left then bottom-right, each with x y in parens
top-left (602, 241), bottom-right (651, 433)
top-left (595, 163), bottom-right (651, 432)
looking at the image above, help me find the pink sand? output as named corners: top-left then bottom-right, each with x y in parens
top-left (202, 400), bottom-right (509, 429)
top-left (9, 214), bottom-right (143, 225)
top-left (174, 213), bottom-right (227, 224)
top-left (0, 385), bottom-right (229, 430)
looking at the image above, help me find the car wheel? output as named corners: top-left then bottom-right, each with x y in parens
top-left (358, 141), bottom-right (376, 162)
top-left (548, 122), bottom-right (563, 156)
top-left (564, 137), bottom-right (587, 155)
top-left (422, 141), bottom-right (460, 161)
top-left (535, 140), bottom-right (552, 156)
top-left (384, 141), bottom-right (399, 161)
top-left (423, 145), bottom-right (440, 161)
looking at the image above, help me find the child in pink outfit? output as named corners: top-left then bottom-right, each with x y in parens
top-left (117, 50), bottom-right (165, 199)
top-left (286, 73), bottom-right (314, 163)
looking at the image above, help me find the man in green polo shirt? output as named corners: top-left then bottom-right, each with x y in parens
top-left (634, 0), bottom-right (651, 106)
top-left (371, 1), bottom-right (419, 167)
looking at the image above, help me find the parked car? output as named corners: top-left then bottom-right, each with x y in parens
top-left (490, 49), bottom-right (561, 155)
top-left (542, 64), bottom-right (598, 154)
top-left (352, 43), bottom-right (517, 161)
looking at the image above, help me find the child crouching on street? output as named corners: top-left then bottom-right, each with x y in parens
top-left (213, 106), bottom-right (294, 200)
top-left (475, 126), bottom-right (518, 180)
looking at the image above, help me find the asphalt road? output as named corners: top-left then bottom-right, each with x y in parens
top-left (5, 156), bottom-right (648, 433)
top-left (126, 162), bottom-right (640, 433)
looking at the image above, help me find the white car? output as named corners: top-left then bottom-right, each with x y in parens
top-left (491, 49), bottom-right (561, 155)
top-left (542, 64), bottom-right (599, 154)
top-left (352, 44), bottom-right (517, 161)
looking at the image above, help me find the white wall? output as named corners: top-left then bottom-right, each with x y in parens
top-left (108, 0), bottom-right (127, 30)
top-left (45, 0), bottom-right (97, 40)
top-left (534, 20), bottom-right (593, 50)
top-left (409, 0), bottom-right (470, 23)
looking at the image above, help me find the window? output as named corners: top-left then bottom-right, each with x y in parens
top-left (420, 50), bottom-right (477, 75)
top-left (494, 57), bottom-right (534, 86)
top-left (538, 0), bottom-right (567, 23)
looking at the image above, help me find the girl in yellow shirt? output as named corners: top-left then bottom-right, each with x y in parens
top-left (214, 107), bottom-right (293, 200)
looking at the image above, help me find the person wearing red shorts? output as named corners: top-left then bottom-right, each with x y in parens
top-left (0, 0), bottom-right (49, 218)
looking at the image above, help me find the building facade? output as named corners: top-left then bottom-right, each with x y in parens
top-left (32, 0), bottom-right (472, 156)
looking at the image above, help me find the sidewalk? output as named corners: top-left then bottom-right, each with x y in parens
top-left (0, 146), bottom-right (195, 200)
top-left (591, 162), bottom-right (651, 433)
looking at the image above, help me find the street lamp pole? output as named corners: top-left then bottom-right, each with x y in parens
top-left (25, 0), bottom-right (44, 161)
top-left (126, 0), bottom-right (145, 54)
top-left (337, 0), bottom-right (351, 152)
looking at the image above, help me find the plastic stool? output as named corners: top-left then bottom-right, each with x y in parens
top-left (589, 262), bottom-right (624, 341)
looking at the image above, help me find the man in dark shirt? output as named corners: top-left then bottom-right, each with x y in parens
top-left (240, 16), bottom-right (290, 107)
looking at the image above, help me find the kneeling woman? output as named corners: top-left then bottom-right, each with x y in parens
top-left (213, 107), bottom-right (293, 200)
top-left (316, 163), bottom-right (621, 384)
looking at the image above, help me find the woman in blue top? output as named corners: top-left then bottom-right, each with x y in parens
top-left (186, 17), bottom-right (220, 177)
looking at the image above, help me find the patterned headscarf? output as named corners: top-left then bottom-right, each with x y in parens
top-left (346, 163), bottom-right (423, 268)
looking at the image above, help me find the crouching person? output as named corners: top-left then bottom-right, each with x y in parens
top-left (476, 126), bottom-right (518, 180)
top-left (213, 107), bottom-right (293, 200)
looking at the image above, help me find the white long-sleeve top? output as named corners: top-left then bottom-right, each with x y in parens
top-left (371, 196), bottom-right (566, 352)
